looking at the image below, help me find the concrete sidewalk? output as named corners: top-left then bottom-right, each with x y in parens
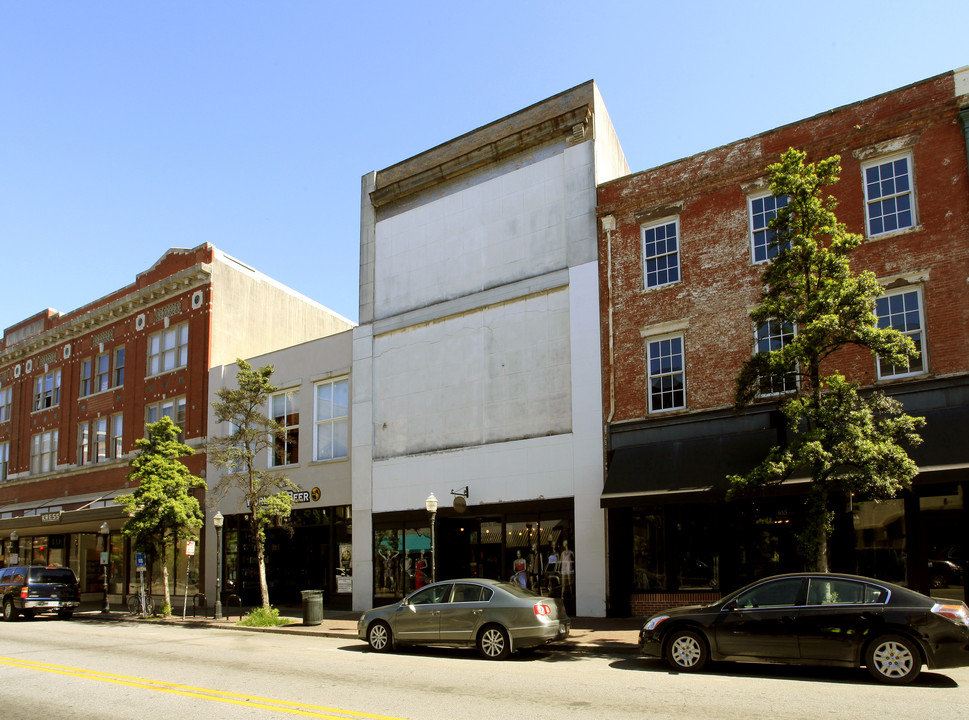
top-left (73, 602), bottom-right (643, 655)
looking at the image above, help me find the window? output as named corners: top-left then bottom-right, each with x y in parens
top-left (95, 353), bottom-right (110, 393)
top-left (33, 370), bottom-right (62, 410)
top-left (875, 288), bottom-right (925, 378)
top-left (642, 218), bottom-right (680, 288)
top-left (114, 347), bottom-right (126, 387)
top-left (80, 359), bottom-right (92, 397)
top-left (755, 318), bottom-right (797, 395)
top-left (750, 193), bottom-right (789, 263)
top-left (146, 397), bottom-right (187, 438)
top-left (407, 584), bottom-right (451, 605)
top-left (806, 578), bottom-right (887, 606)
top-left (864, 154), bottom-right (915, 236)
top-left (0, 386), bottom-right (11, 422)
top-left (314, 378), bottom-right (348, 462)
top-left (30, 429), bottom-right (59, 474)
top-left (270, 390), bottom-right (299, 467)
top-left (78, 415), bottom-right (119, 465)
top-left (0, 441), bottom-right (8, 482)
top-left (111, 413), bottom-right (123, 458)
top-left (647, 335), bottom-right (685, 412)
top-left (735, 578), bottom-right (803, 609)
top-left (148, 323), bottom-right (189, 375)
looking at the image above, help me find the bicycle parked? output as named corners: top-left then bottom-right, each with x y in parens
top-left (127, 587), bottom-right (155, 616)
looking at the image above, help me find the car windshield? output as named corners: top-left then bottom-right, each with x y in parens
top-left (494, 581), bottom-right (541, 599)
top-left (27, 567), bottom-right (77, 584)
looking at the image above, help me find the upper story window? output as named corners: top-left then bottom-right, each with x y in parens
top-left (80, 359), bottom-right (93, 397)
top-left (114, 347), bottom-right (126, 387)
top-left (864, 154), bottom-right (915, 237)
top-left (30, 429), bottom-right (59, 474)
top-left (875, 287), bottom-right (925, 379)
top-left (78, 413), bottom-right (123, 466)
top-left (146, 397), bottom-right (187, 440)
top-left (0, 441), bottom-right (8, 482)
top-left (749, 193), bottom-right (790, 263)
top-left (270, 389), bottom-right (299, 467)
top-left (0, 386), bottom-right (11, 423)
top-left (33, 370), bottom-right (62, 411)
top-left (642, 218), bottom-right (680, 289)
top-left (647, 335), bottom-right (685, 413)
top-left (95, 353), bottom-right (111, 393)
top-left (755, 318), bottom-right (797, 395)
top-left (148, 323), bottom-right (189, 376)
top-left (314, 378), bottom-right (349, 462)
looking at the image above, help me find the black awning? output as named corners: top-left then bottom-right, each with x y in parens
top-left (601, 426), bottom-right (781, 508)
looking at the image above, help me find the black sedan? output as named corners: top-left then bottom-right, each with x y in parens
top-left (639, 573), bottom-right (969, 684)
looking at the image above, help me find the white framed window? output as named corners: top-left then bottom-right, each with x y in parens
top-left (114, 346), bottom-right (126, 387)
top-left (95, 353), bottom-right (110, 393)
top-left (642, 218), bottom-right (680, 289)
top-left (755, 318), bottom-right (797, 395)
top-left (876, 287), bottom-right (925, 378)
top-left (749, 193), bottom-right (790, 263)
top-left (146, 397), bottom-right (187, 439)
top-left (111, 413), bottom-right (124, 458)
top-left (33, 370), bottom-right (62, 411)
top-left (78, 414), bottom-right (122, 465)
top-left (647, 334), bottom-right (686, 412)
top-left (148, 323), bottom-right (189, 376)
top-left (864, 154), bottom-right (915, 237)
top-left (30, 429), bottom-right (58, 474)
top-left (80, 358), bottom-right (93, 397)
top-left (314, 378), bottom-right (349, 462)
top-left (0, 441), bottom-right (8, 482)
top-left (270, 389), bottom-right (299, 467)
top-left (0, 386), bottom-right (11, 423)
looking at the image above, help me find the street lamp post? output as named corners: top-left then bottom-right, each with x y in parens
top-left (100, 521), bottom-right (110, 613)
top-left (213, 511), bottom-right (224, 620)
top-left (425, 493), bottom-right (438, 584)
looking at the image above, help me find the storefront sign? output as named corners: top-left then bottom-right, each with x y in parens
top-left (185, 541), bottom-right (196, 556)
top-left (41, 512), bottom-right (62, 523)
top-left (336, 574), bottom-right (352, 594)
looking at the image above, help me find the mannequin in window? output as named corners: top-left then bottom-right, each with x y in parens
top-left (527, 543), bottom-right (542, 591)
top-left (378, 548), bottom-right (398, 592)
top-left (559, 540), bottom-right (574, 597)
top-left (512, 550), bottom-right (527, 588)
top-left (415, 551), bottom-right (428, 589)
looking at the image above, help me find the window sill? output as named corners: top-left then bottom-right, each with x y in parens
top-left (865, 224), bottom-right (923, 242)
top-left (641, 280), bottom-right (683, 294)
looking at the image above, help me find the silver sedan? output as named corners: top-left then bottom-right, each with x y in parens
top-left (357, 578), bottom-right (571, 660)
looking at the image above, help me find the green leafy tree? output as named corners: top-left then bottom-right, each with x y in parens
top-left (207, 359), bottom-right (297, 610)
top-left (730, 149), bottom-right (925, 571)
top-left (117, 416), bottom-right (205, 615)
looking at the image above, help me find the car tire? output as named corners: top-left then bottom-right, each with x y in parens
top-left (664, 628), bottom-right (708, 672)
top-left (865, 634), bottom-right (922, 684)
top-left (367, 621), bottom-right (393, 652)
top-left (2, 599), bottom-right (18, 622)
top-left (478, 624), bottom-right (511, 660)
top-left (57, 610), bottom-right (74, 620)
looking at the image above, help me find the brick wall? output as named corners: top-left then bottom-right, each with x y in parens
top-left (629, 591), bottom-right (720, 618)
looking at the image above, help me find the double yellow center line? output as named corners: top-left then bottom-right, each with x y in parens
top-left (0, 656), bottom-right (409, 719)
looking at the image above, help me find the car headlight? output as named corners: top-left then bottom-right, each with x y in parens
top-left (643, 615), bottom-right (669, 632)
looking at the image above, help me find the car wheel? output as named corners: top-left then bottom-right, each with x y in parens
top-left (2, 599), bottom-right (17, 622)
top-left (478, 624), bottom-right (511, 660)
top-left (865, 634), bottom-right (922, 684)
top-left (57, 610), bottom-right (74, 620)
top-left (665, 628), bottom-right (708, 672)
top-left (367, 621), bottom-right (393, 652)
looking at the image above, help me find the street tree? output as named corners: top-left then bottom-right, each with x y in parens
top-left (207, 359), bottom-right (298, 610)
top-left (729, 148), bottom-right (925, 571)
top-left (117, 415), bottom-right (205, 615)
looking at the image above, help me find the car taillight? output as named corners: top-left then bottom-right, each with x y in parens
top-left (20, 587), bottom-right (28, 599)
top-left (932, 602), bottom-right (969, 626)
top-left (533, 603), bottom-right (552, 616)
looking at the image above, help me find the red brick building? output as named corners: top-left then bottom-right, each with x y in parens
top-left (0, 244), bottom-right (352, 603)
top-left (597, 69), bottom-right (969, 616)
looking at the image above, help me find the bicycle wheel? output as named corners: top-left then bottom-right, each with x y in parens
top-left (127, 594), bottom-right (140, 615)
top-left (143, 595), bottom-right (155, 615)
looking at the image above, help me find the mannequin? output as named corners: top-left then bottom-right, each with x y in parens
top-left (559, 540), bottom-right (574, 597)
top-left (415, 550), bottom-right (428, 589)
top-left (378, 548), bottom-right (398, 591)
top-left (527, 543), bottom-right (542, 591)
top-left (512, 550), bottom-right (527, 588)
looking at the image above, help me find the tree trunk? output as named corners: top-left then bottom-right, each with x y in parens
top-left (256, 540), bottom-right (270, 609)
top-left (161, 561), bottom-right (172, 616)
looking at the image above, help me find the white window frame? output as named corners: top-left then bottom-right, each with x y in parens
top-left (0, 386), bottom-right (11, 423)
top-left (646, 333), bottom-right (686, 413)
top-left (146, 397), bottom-right (187, 438)
top-left (111, 413), bottom-right (124, 458)
top-left (33, 370), bottom-right (62, 411)
top-left (30, 429), bottom-right (58, 474)
top-left (749, 192), bottom-right (790, 263)
top-left (147, 323), bottom-right (189, 376)
top-left (0, 441), bottom-right (8, 482)
top-left (114, 346), bottom-right (126, 387)
top-left (314, 377), bottom-right (349, 462)
top-left (754, 318), bottom-right (797, 396)
top-left (269, 389), bottom-right (300, 467)
top-left (863, 152), bottom-right (916, 237)
top-left (80, 358), bottom-right (93, 398)
top-left (641, 217), bottom-right (681, 289)
top-left (875, 287), bottom-right (926, 379)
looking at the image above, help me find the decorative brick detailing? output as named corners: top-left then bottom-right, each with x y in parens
top-left (37, 351), bottom-right (57, 366)
top-left (154, 301), bottom-right (182, 322)
top-left (91, 329), bottom-right (114, 346)
top-left (629, 592), bottom-right (720, 618)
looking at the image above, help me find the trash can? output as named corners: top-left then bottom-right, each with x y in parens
top-left (301, 589), bottom-right (324, 626)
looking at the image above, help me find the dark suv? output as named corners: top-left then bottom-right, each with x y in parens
top-left (0, 565), bottom-right (81, 621)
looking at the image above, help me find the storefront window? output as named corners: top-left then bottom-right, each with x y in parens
top-left (374, 529), bottom-right (404, 599)
top-left (632, 512), bottom-right (666, 591)
top-left (853, 498), bottom-right (907, 585)
top-left (920, 486), bottom-right (964, 600)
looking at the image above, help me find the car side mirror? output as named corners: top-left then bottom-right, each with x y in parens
top-left (723, 600), bottom-right (738, 611)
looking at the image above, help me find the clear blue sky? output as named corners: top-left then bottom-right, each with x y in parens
top-left (2, 1), bottom-right (965, 329)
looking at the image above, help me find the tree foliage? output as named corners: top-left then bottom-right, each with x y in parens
top-left (117, 415), bottom-right (205, 615)
top-left (730, 149), bottom-right (924, 571)
top-left (207, 359), bottom-right (297, 609)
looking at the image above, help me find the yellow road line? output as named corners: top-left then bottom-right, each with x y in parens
top-left (0, 656), bottom-right (409, 720)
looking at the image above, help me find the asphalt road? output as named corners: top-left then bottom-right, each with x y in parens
top-left (1, 615), bottom-right (968, 720)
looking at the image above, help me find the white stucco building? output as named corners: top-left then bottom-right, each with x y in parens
top-left (351, 82), bottom-right (628, 616)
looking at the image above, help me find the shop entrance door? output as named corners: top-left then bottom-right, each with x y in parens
top-left (437, 517), bottom-right (474, 580)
